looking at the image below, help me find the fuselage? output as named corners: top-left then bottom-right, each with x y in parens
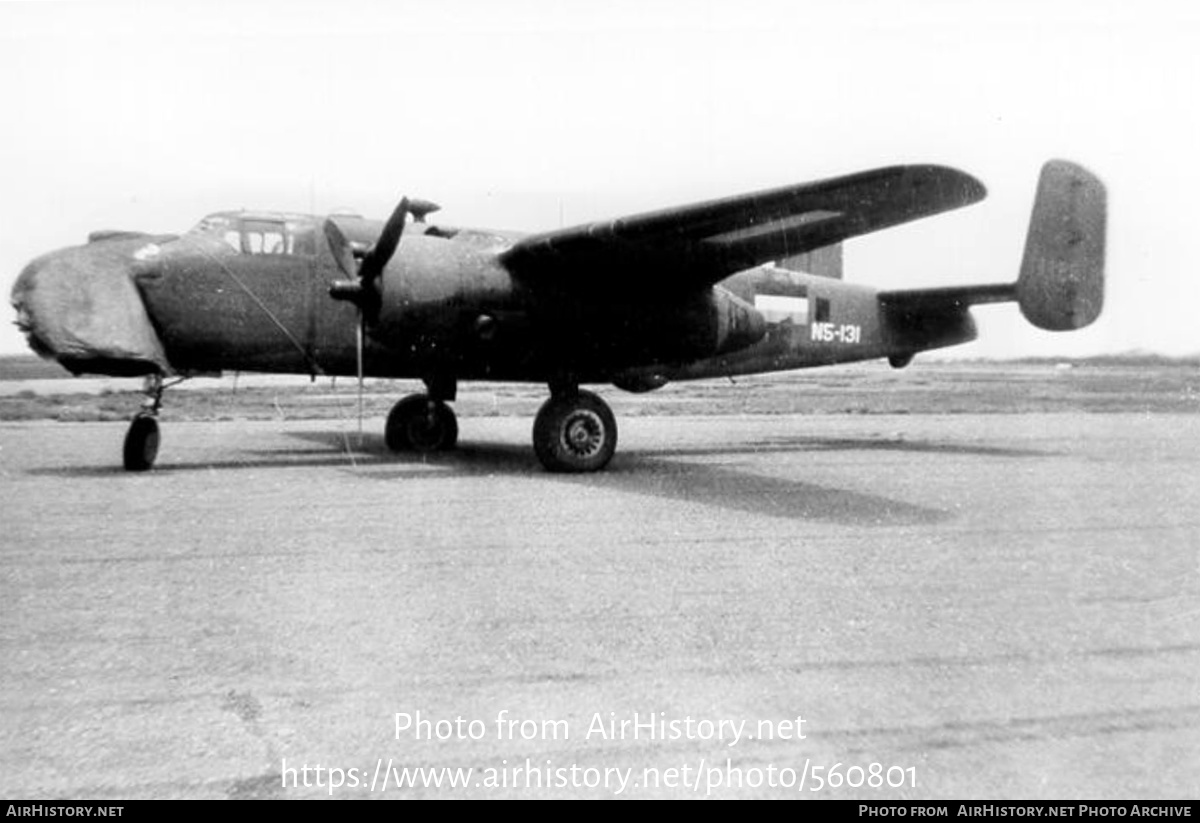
top-left (12, 210), bottom-right (977, 386)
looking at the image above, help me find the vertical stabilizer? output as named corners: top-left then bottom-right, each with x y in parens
top-left (1017, 161), bottom-right (1106, 331)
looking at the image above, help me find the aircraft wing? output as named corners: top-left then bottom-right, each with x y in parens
top-left (500, 165), bottom-right (986, 292)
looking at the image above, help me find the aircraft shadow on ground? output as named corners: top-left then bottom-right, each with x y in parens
top-left (30, 430), bottom-right (1050, 526)
top-left (601, 455), bottom-right (948, 526)
top-left (322, 431), bottom-right (1055, 525)
top-left (293, 431), bottom-right (962, 525)
top-left (635, 436), bottom-right (1052, 460)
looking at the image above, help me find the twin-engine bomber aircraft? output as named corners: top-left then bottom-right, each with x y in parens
top-left (11, 160), bottom-right (1105, 473)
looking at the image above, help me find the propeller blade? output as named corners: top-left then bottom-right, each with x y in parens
top-left (359, 196), bottom-right (409, 287)
top-left (326, 218), bottom-right (366, 305)
top-left (356, 310), bottom-right (365, 444)
top-left (323, 218), bottom-right (357, 278)
top-left (407, 198), bottom-right (441, 224)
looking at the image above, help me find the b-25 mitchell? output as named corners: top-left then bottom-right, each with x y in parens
top-left (11, 160), bottom-right (1105, 473)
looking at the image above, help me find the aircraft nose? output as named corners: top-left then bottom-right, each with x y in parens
top-left (10, 241), bottom-right (169, 375)
top-left (11, 255), bottom-right (61, 359)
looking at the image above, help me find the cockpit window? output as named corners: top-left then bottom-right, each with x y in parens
top-left (285, 221), bottom-right (316, 255)
top-left (189, 214), bottom-right (242, 252)
top-left (191, 214), bottom-right (233, 234)
top-left (242, 220), bottom-right (286, 254)
top-left (190, 213), bottom-right (317, 256)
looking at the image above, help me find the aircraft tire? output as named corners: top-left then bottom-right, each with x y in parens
top-left (385, 395), bottom-right (458, 453)
top-left (533, 390), bottom-right (617, 473)
top-left (123, 414), bottom-right (160, 472)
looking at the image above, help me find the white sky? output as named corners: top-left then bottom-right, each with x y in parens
top-left (2, 0), bottom-right (1198, 358)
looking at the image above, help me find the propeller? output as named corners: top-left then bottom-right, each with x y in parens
top-left (326, 196), bottom-right (438, 438)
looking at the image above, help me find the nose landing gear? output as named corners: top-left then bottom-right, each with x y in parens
top-left (123, 374), bottom-right (166, 471)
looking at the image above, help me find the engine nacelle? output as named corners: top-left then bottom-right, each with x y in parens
top-left (373, 233), bottom-right (516, 348)
top-left (613, 371), bottom-right (669, 393)
top-left (586, 286), bottom-right (767, 367)
top-left (371, 238), bottom-right (767, 375)
top-left (709, 286), bottom-right (769, 356)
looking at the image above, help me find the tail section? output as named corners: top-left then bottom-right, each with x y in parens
top-left (625, 159), bottom-right (1105, 386)
top-left (1016, 160), bottom-right (1106, 330)
top-left (877, 159), bottom-right (1107, 336)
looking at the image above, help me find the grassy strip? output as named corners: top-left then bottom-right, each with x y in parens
top-left (2, 363), bottom-right (1197, 422)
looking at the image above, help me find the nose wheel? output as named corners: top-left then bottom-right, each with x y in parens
top-left (533, 389), bottom-right (617, 473)
top-left (385, 394), bottom-right (459, 453)
top-left (123, 413), bottom-right (161, 471)
top-left (123, 374), bottom-right (168, 471)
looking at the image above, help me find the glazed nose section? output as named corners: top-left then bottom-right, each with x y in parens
top-left (10, 243), bottom-right (169, 375)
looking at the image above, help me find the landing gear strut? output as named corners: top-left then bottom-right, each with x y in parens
top-left (533, 388), bottom-right (617, 473)
top-left (123, 374), bottom-right (164, 472)
top-left (385, 395), bottom-right (458, 453)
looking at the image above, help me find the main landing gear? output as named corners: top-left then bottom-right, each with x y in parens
top-left (382, 381), bottom-right (618, 473)
top-left (384, 395), bottom-right (459, 453)
top-left (123, 374), bottom-right (165, 472)
top-left (533, 388), bottom-right (617, 473)
top-left (385, 377), bottom-right (459, 453)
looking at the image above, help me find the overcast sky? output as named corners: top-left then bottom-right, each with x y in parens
top-left (2, 0), bottom-right (1197, 358)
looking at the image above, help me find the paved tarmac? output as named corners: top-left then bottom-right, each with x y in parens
top-left (2, 413), bottom-right (1198, 799)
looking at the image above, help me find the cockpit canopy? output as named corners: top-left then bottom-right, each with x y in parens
top-left (188, 212), bottom-right (317, 256)
top-left (187, 209), bottom-right (523, 260)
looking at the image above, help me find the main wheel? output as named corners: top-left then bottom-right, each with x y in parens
top-left (385, 395), bottom-right (458, 453)
top-left (533, 390), bottom-right (617, 473)
top-left (123, 414), bottom-right (160, 472)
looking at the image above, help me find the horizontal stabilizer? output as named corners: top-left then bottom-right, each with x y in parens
top-left (1017, 160), bottom-right (1106, 331)
top-left (877, 282), bottom-right (1015, 314)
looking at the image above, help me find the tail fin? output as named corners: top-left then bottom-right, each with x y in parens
top-left (1016, 160), bottom-right (1106, 331)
